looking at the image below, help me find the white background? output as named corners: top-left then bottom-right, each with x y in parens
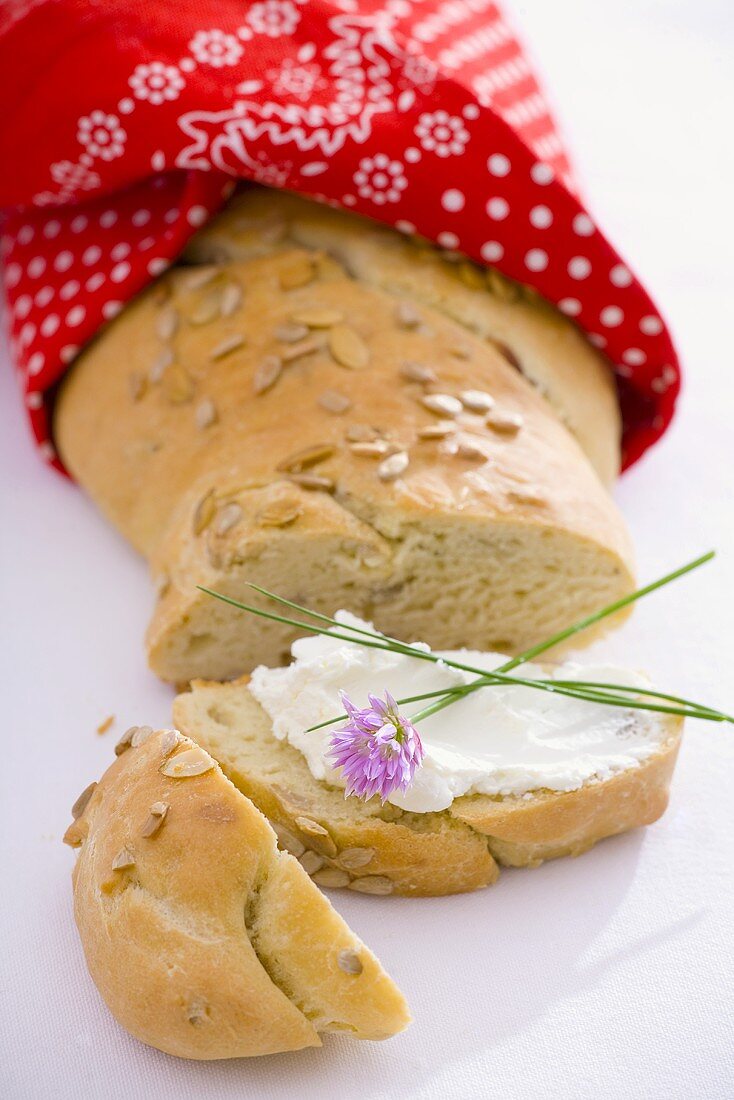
top-left (2, 1), bottom-right (733, 1096)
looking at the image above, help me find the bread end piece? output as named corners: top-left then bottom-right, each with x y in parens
top-left (68, 729), bottom-right (410, 1059)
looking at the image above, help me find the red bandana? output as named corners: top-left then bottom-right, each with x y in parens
top-left (0, 0), bottom-right (679, 473)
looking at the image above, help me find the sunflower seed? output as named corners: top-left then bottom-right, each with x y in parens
top-left (421, 393), bottom-right (462, 417)
top-left (395, 301), bottom-right (421, 329)
top-left (141, 801), bottom-right (169, 838)
top-left (129, 372), bottom-right (146, 402)
top-left (183, 266), bottom-right (219, 291)
top-left (253, 355), bottom-right (282, 395)
top-left (214, 502), bottom-right (243, 535)
top-left (71, 782), bottom-right (97, 820)
top-left (115, 727), bottom-right (137, 755)
top-left (294, 816), bottom-right (338, 858)
top-left (112, 847), bottom-right (135, 871)
top-left (450, 344), bottom-right (471, 360)
top-left (349, 440), bottom-right (393, 458)
top-left (460, 390), bottom-right (495, 413)
top-left (378, 451), bottom-right (409, 481)
top-left (486, 269), bottom-right (520, 302)
top-left (219, 283), bottom-right (243, 318)
top-left (156, 307), bottom-right (179, 341)
top-left (291, 308), bottom-right (344, 328)
top-left (96, 715), bottom-right (114, 735)
top-left (277, 443), bottom-right (335, 473)
top-left (131, 725), bottom-right (155, 747)
top-left (299, 851), bottom-right (325, 875)
top-left (274, 322), bottom-right (309, 343)
top-left (163, 364), bottom-right (194, 403)
top-left (287, 473), bottom-right (335, 493)
top-left (159, 730), bottom-right (181, 756)
top-left (459, 262), bottom-right (484, 290)
top-left (281, 335), bottom-right (324, 363)
top-left (189, 293), bottom-right (222, 326)
top-left (417, 421), bottom-right (456, 440)
top-left (209, 334), bottom-right (245, 361)
top-left (338, 847), bottom-right (375, 870)
top-left (195, 397), bottom-right (217, 430)
top-left (279, 256), bottom-right (315, 290)
top-left (348, 875), bottom-right (394, 895)
top-left (337, 948), bottom-right (363, 975)
top-left (345, 424), bottom-right (379, 443)
top-left (63, 821), bottom-right (86, 848)
top-left (329, 325), bottom-right (370, 370)
top-left (400, 361), bottom-right (438, 385)
top-left (311, 868), bottom-right (350, 889)
top-left (456, 438), bottom-right (488, 461)
top-left (272, 822), bottom-right (306, 858)
top-left (149, 347), bottom-right (174, 383)
top-left (318, 389), bottom-right (352, 415)
top-left (486, 410), bottom-right (524, 434)
top-left (508, 486), bottom-right (546, 506)
top-left (160, 746), bottom-right (215, 778)
top-left (257, 500), bottom-right (302, 527)
top-left (193, 490), bottom-right (216, 535)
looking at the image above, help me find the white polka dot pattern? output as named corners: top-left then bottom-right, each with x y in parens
top-left (0, 0), bottom-right (680, 471)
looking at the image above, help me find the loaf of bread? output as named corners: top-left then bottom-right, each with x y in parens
top-left (173, 678), bottom-right (683, 897)
top-left (55, 186), bottom-right (634, 684)
top-left (64, 727), bottom-right (410, 1059)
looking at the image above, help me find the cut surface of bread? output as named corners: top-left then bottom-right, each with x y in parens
top-left (173, 679), bottom-right (683, 898)
top-left (65, 728), bottom-right (410, 1059)
top-left (55, 188), bottom-right (634, 684)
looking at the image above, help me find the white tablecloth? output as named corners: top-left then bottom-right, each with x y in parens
top-left (2, 2), bottom-right (733, 1096)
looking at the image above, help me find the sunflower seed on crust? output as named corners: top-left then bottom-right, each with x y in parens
top-left (486, 410), bottom-right (524, 434)
top-left (508, 486), bottom-right (547, 506)
top-left (163, 364), bottom-right (194, 404)
top-left (460, 390), bottom-right (495, 413)
top-left (131, 725), bottom-right (155, 747)
top-left (337, 949), bottom-right (363, 975)
top-left (214, 502), bottom-right (243, 535)
top-left (112, 847), bottom-right (135, 871)
top-left (349, 440), bottom-right (393, 458)
top-left (257, 500), bottom-right (302, 527)
top-left (456, 439), bottom-right (488, 461)
top-left (209, 334), bottom-right (245, 361)
top-left (193, 490), bottom-right (216, 535)
top-left (149, 347), bottom-right (174, 383)
top-left (329, 325), bottom-right (370, 370)
top-left (195, 397), bottom-right (217, 430)
top-left (272, 822), bottom-right (306, 858)
top-left (338, 847), bottom-right (375, 870)
top-left (63, 821), bottom-right (86, 848)
top-left (219, 283), bottom-right (243, 318)
top-left (253, 355), bottom-right (282, 395)
top-left (348, 875), bottom-right (394, 895)
top-left (141, 801), bottom-right (170, 838)
top-left (395, 301), bottom-right (421, 329)
top-left (311, 868), bottom-right (350, 889)
top-left (345, 424), bottom-right (379, 443)
top-left (279, 256), bottom-right (315, 290)
top-left (318, 389), bottom-right (352, 415)
top-left (160, 746), bottom-right (215, 778)
top-left (290, 307), bottom-right (344, 328)
top-left (421, 393), bottom-right (462, 417)
top-left (156, 306), bottom-right (179, 341)
top-left (378, 451), bottom-right (409, 481)
top-left (129, 372), bottom-right (147, 402)
top-left (189, 294), bottom-right (222, 326)
top-left (400, 361), bottom-right (438, 385)
top-left (274, 322), bottom-right (309, 343)
top-left (294, 816), bottom-right (338, 858)
top-left (159, 730), bottom-right (181, 756)
top-left (299, 851), bottom-right (325, 875)
top-left (182, 266), bottom-right (219, 292)
top-left (280, 335), bottom-right (325, 364)
top-left (417, 421), bottom-right (456, 440)
top-left (286, 473), bottom-right (335, 493)
top-left (115, 727), bottom-right (137, 755)
top-left (71, 782), bottom-right (97, 820)
top-left (277, 443), bottom-right (335, 473)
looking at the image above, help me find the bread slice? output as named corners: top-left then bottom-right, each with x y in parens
top-left (55, 193), bottom-right (635, 683)
top-left (185, 187), bottom-right (621, 483)
top-left (173, 678), bottom-right (683, 898)
top-left (65, 728), bottom-right (410, 1059)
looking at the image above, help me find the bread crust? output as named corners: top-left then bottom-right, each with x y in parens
top-left (67, 729), bottom-right (410, 1059)
top-left (173, 679), bottom-right (683, 898)
top-left (54, 192), bottom-right (634, 682)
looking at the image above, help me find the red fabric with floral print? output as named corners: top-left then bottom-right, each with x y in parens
top-left (0, 0), bottom-right (679, 472)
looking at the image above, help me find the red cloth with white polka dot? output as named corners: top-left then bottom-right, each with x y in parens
top-left (0, 0), bottom-right (679, 473)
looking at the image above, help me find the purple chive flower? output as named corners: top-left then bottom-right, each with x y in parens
top-left (328, 690), bottom-right (424, 803)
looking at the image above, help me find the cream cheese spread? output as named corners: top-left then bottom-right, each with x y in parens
top-left (249, 612), bottom-right (669, 813)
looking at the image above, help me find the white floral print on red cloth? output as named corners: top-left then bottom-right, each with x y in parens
top-left (0, 0), bottom-right (679, 473)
